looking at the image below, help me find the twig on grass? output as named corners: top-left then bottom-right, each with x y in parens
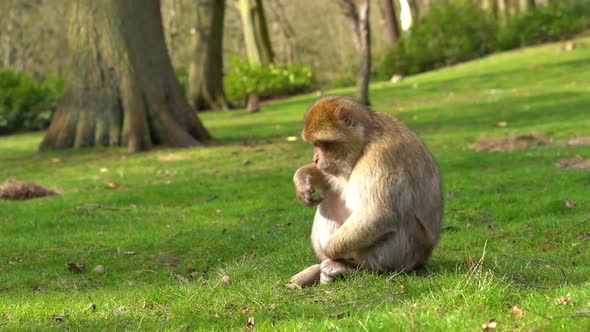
top-left (74, 204), bottom-right (136, 211)
top-left (544, 217), bottom-right (590, 249)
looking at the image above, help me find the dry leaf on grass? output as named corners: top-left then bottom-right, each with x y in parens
top-left (175, 274), bottom-right (189, 284)
top-left (511, 306), bottom-right (524, 317)
top-left (286, 136), bottom-right (298, 142)
top-left (496, 121), bottom-right (508, 127)
top-left (2, 313), bottom-right (12, 319)
top-left (67, 262), bottom-right (86, 274)
top-left (107, 182), bottom-right (120, 189)
top-left (221, 275), bottom-right (231, 286)
top-left (565, 200), bottom-right (577, 209)
top-left (244, 317), bottom-right (255, 329)
top-left (481, 319), bottom-right (497, 330)
top-left (556, 293), bottom-right (572, 305)
top-left (94, 265), bottom-right (106, 274)
top-left (447, 191), bottom-right (455, 199)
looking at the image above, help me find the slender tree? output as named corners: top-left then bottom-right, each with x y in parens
top-left (238, 0), bottom-right (274, 112)
top-left (39, 0), bottom-right (209, 152)
top-left (407, 0), bottom-right (420, 25)
top-left (337, 0), bottom-right (371, 106)
top-left (188, 0), bottom-right (229, 111)
top-left (379, 0), bottom-right (400, 47)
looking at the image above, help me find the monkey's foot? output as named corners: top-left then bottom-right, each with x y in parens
top-left (320, 259), bottom-right (354, 284)
top-left (288, 264), bottom-right (321, 288)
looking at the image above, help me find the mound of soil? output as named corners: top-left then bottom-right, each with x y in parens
top-left (471, 133), bottom-right (550, 152)
top-left (0, 179), bottom-right (57, 200)
top-left (556, 155), bottom-right (590, 171)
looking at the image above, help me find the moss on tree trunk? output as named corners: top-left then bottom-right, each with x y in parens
top-left (39, 0), bottom-right (210, 153)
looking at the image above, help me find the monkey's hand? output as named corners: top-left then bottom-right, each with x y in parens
top-left (293, 165), bottom-right (324, 207)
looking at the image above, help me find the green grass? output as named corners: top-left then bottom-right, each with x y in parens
top-left (1, 37), bottom-right (590, 331)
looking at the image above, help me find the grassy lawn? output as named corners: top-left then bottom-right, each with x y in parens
top-left (1, 37), bottom-right (589, 331)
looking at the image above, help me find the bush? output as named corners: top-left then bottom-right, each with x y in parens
top-left (377, 0), bottom-right (497, 79)
top-left (497, 0), bottom-right (590, 50)
top-left (376, 0), bottom-right (590, 81)
top-left (224, 57), bottom-right (315, 103)
top-left (0, 70), bottom-right (63, 134)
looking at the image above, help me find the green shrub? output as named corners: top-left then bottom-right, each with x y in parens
top-left (0, 70), bottom-right (63, 134)
top-left (377, 0), bottom-right (497, 79)
top-left (497, 0), bottom-right (590, 50)
top-left (224, 58), bottom-right (315, 103)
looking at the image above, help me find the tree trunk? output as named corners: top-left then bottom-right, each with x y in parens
top-left (379, 0), bottom-right (400, 47)
top-left (407, 0), bottom-right (420, 25)
top-left (356, 0), bottom-right (371, 106)
top-left (39, 0), bottom-right (210, 153)
top-left (337, 0), bottom-right (361, 51)
top-left (188, 0), bottom-right (229, 112)
top-left (253, 0), bottom-right (274, 65)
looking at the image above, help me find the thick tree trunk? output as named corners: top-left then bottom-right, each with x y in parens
top-left (379, 0), bottom-right (400, 47)
top-left (188, 0), bottom-right (229, 112)
top-left (39, 0), bottom-right (209, 152)
top-left (356, 0), bottom-right (371, 106)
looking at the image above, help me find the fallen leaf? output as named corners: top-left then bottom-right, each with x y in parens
top-left (221, 275), bottom-right (231, 286)
top-left (214, 313), bottom-right (220, 318)
top-left (496, 121), bottom-right (508, 127)
top-left (578, 246), bottom-right (586, 254)
top-left (481, 319), bottom-right (497, 330)
top-left (556, 293), bottom-right (572, 305)
top-left (50, 158), bottom-right (61, 163)
top-left (2, 313), bottom-right (12, 319)
top-left (83, 303), bottom-right (96, 313)
top-left (124, 251), bottom-right (136, 255)
top-left (242, 308), bottom-right (250, 314)
top-left (141, 300), bottom-right (153, 309)
top-left (250, 235), bottom-right (257, 240)
top-left (107, 182), bottom-right (120, 189)
top-left (175, 274), bottom-right (189, 284)
top-left (67, 262), bottom-right (85, 274)
top-left (51, 314), bottom-right (65, 322)
top-left (565, 200), bottom-right (577, 209)
top-left (245, 317), bottom-right (255, 329)
top-left (511, 306), bottom-right (524, 317)
top-left (242, 159), bottom-right (251, 165)
top-left (99, 168), bottom-right (109, 173)
top-left (268, 304), bottom-right (277, 310)
top-left (286, 136), bottom-right (298, 142)
top-left (94, 265), bottom-right (106, 274)
top-left (447, 191), bottom-right (455, 199)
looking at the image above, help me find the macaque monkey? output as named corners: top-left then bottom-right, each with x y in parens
top-left (290, 96), bottom-right (443, 287)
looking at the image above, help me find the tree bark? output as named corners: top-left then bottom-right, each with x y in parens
top-left (337, 0), bottom-right (361, 51)
top-left (379, 0), bottom-right (400, 47)
top-left (407, 0), bottom-right (420, 25)
top-left (356, 0), bottom-right (371, 106)
top-left (39, 0), bottom-right (210, 153)
top-left (188, 0), bottom-right (229, 112)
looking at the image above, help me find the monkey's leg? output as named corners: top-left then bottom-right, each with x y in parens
top-left (289, 264), bottom-right (321, 288)
top-left (320, 259), bottom-right (356, 284)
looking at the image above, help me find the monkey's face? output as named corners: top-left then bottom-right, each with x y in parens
top-left (312, 141), bottom-right (360, 176)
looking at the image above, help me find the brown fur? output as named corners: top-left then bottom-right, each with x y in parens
top-left (292, 96), bottom-right (443, 286)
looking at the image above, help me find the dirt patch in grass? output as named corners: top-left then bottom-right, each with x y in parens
top-left (471, 133), bottom-right (551, 152)
top-left (556, 136), bottom-right (590, 147)
top-left (0, 179), bottom-right (57, 200)
top-left (556, 155), bottom-right (590, 171)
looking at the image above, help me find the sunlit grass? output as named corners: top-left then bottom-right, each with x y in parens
top-left (1, 38), bottom-right (589, 331)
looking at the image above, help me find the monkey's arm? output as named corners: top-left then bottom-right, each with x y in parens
top-left (293, 164), bottom-right (329, 206)
top-left (323, 209), bottom-right (395, 259)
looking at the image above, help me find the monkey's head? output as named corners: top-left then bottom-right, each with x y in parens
top-left (301, 96), bottom-right (373, 176)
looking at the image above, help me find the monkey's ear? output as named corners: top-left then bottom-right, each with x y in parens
top-left (337, 107), bottom-right (355, 127)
